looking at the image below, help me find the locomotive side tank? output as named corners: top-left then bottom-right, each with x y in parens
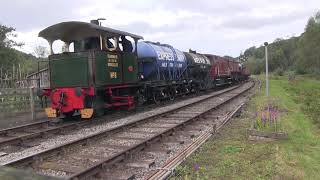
top-left (137, 41), bottom-right (187, 81)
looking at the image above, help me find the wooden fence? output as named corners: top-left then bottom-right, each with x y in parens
top-left (0, 65), bottom-right (50, 121)
top-left (0, 88), bottom-right (47, 119)
top-left (0, 78), bottom-right (50, 120)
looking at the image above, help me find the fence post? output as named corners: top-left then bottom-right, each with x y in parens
top-left (29, 87), bottom-right (36, 120)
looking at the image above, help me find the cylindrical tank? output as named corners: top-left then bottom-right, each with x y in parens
top-left (184, 52), bottom-right (211, 66)
top-left (184, 52), bottom-right (211, 89)
top-left (137, 41), bottom-right (187, 81)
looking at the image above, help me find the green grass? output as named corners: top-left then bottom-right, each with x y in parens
top-left (171, 75), bottom-right (320, 180)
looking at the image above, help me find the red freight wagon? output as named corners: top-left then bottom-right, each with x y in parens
top-left (205, 54), bottom-right (232, 86)
top-left (229, 60), bottom-right (241, 73)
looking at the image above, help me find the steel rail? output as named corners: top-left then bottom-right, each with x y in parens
top-left (0, 85), bottom-right (238, 150)
top-left (147, 81), bottom-right (255, 180)
top-left (146, 103), bottom-right (246, 180)
top-left (0, 121), bottom-right (89, 147)
top-left (68, 82), bottom-right (253, 179)
top-left (3, 84), bottom-right (241, 167)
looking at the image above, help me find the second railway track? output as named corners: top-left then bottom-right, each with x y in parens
top-left (2, 81), bottom-right (254, 179)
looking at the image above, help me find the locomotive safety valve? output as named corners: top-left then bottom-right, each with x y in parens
top-left (80, 108), bottom-right (94, 119)
top-left (45, 108), bottom-right (57, 118)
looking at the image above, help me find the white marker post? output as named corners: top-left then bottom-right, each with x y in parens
top-left (264, 42), bottom-right (269, 97)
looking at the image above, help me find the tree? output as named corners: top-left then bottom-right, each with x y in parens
top-left (0, 24), bottom-right (39, 79)
top-left (0, 24), bottom-right (23, 49)
top-left (34, 45), bottom-right (49, 58)
top-left (239, 11), bottom-right (320, 76)
top-left (296, 12), bottom-right (320, 74)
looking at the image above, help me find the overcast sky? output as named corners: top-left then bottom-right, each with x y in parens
top-left (1, 0), bottom-right (319, 57)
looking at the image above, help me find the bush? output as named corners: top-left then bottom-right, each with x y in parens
top-left (300, 89), bottom-right (320, 125)
top-left (274, 68), bottom-right (284, 76)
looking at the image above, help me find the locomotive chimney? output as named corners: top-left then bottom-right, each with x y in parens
top-left (91, 18), bottom-right (106, 26)
top-left (90, 20), bottom-right (99, 25)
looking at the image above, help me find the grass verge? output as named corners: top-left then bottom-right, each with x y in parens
top-left (171, 75), bottom-right (320, 179)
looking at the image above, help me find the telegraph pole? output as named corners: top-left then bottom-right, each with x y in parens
top-left (264, 42), bottom-right (269, 97)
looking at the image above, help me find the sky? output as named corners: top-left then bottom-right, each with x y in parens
top-left (1, 0), bottom-right (319, 57)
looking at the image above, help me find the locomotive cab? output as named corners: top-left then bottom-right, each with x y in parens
top-left (39, 20), bottom-right (143, 119)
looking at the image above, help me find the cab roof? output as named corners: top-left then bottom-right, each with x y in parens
top-left (39, 21), bottom-right (144, 43)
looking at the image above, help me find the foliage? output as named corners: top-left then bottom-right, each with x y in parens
top-left (242, 11), bottom-right (320, 77)
top-left (0, 24), bottom-right (44, 79)
top-left (253, 97), bottom-right (284, 132)
top-left (296, 12), bottom-right (320, 75)
top-left (0, 25), bottom-right (23, 48)
top-left (274, 67), bottom-right (284, 76)
top-left (281, 75), bottom-right (320, 126)
top-left (300, 89), bottom-right (320, 125)
top-left (33, 45), bottom-right (49, 58)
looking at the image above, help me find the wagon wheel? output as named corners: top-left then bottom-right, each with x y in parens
top-left (194, 85), bottom-right (200, 94)
top-left (168, 88), bottom-right (175, 101)
top-left (183, 86), bottom-right (189, 97)
top-left (153, 92), bottom-right (160, 105)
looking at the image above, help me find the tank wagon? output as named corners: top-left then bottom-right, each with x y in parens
top-left (184, 50), bottom-right (212, 91)
top-left (136, 41), bottom-right (190, 103)
top-left (38, 20), bottom-right (249, 119)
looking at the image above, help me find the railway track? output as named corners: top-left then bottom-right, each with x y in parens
top-left (0, 119), bottom-right (90, 154)
top-left (3, 81), bottom-right (253, 179)
top-left (0, 85), bottom-right (238, 158)
top-left (0, 85), bottom-right (230, 155)
top-left (146, 85), bottom-right (256, 179)
top-left (96, 82), bottom-right (255, 179)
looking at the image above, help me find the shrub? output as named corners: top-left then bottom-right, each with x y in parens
top-left (253, 97), bottom-right (284, 132)
top-left (300, 89), bottom-right (320, 125)
top-left (274, 68), bottom-right (284, 76)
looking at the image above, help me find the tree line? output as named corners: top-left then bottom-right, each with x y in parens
top-left (240, 11), bottom-right (320, 76)
top-left (0, 24), bottom-right (47, 80)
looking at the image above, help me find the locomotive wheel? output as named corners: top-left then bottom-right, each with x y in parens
top-left (61, 111), bottom-right (75, 120)
top-left (86, 96), bottom-right (104, 118)
top-left (136, 92), bottom-right (146, 106)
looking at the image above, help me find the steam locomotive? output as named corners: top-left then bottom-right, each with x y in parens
top-left (38, 20), bottom-right (249, 119)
